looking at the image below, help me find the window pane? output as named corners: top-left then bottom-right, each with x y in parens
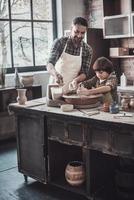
top-left (0, 21), bottom-right (11, 68)
top-left (12, 22), bottom-right (33, 67)
top-left (11, 0), bottom-right (31, 19)
top-left (0, 0), bottom-right (9, 19)
top-left (34, 22), bottom-right (53, 65)
top-left (33, 0), bottom-right (52, 20)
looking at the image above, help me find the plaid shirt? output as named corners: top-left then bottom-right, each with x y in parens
top-left (47, 37), bottom-right (93, 77)
top-left (81, 72), bottom-right (118, 102)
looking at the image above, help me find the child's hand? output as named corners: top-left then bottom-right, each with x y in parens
top-left (77, 86), bottom-right (89, 96)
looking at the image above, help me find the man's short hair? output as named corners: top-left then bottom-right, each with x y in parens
top-left (93, 57), bottom-right (114, 74)
top-left (72, 17), bottom-right (88, 28)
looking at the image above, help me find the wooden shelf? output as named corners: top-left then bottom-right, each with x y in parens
top-left (103, 0), bottom-right (133, 39)
top-left (110, 55), bottom-right (134, 58)
top-left (103, 14), bottom-right (131, 39)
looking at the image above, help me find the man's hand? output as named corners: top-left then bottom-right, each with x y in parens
top-left (69, 79), bottom-right (78, 91)
top-left (55, 72), bottom-right (63, 85)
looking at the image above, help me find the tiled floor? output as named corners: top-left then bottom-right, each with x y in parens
top-left (0, 139), bottom-right (87, 200)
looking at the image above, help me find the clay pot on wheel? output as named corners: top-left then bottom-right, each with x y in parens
top-left (65, 161), bottom-right (85, 186)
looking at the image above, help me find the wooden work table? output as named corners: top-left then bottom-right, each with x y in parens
top-left (9, 98), bottom-right (134, 200)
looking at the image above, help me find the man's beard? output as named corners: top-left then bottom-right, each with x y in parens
top-left (72, 36), bottom-right (82, 47)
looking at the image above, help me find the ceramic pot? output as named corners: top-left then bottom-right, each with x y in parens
top-left (129, 97), bottom-right (134, 109)
top-left (63, 94), bottom-right (102, 105)
top-left (65, 161), bottom-right (85, 186)
top-left (21, 75), bottom-right (34, 87)
top-left (101, 102), bottom-right (110, 112)
top-left (121, 95), bottom-right (130, 111)
top-left (17, 89), bottom-right (27, 105)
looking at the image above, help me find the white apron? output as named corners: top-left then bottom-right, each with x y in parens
top-left (49, 42), bottom-right (82, 93)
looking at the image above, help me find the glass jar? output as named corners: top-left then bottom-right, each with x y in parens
top-left (109, 102), bottom-right (119, 114)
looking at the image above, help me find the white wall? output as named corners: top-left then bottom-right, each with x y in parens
top-left (61, 0), bottom-right (85, 32)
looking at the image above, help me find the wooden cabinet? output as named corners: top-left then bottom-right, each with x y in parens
top-left (46, 114), bottom-right (134, 199)
top-left (45, 115), bottom-right (117, 198)
top-left (103, 0), bottom-right (134, 38)
top-left (9, 103), bottom-right (134, 199)
top-left (0, 85), bottom-right (42, 140)
top-left (104, 15), bottom-right (131, 39)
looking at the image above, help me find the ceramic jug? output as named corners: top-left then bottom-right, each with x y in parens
top-left (17, 88), bottom-right (27, 105)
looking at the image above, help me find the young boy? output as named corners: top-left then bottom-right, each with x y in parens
top-left (77, 57), bottom-right (118, 104)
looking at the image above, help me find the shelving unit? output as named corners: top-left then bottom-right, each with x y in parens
top-left (9, 102), bottom-right (134, 199)
top-left (103, 0), bottom-right (133, 39)
top-left (103, 14), bottom-right (130, 39)
top-left (110, 55), bottom-right (134, 58)
top-left (48, 141), bottom-right (86, 195)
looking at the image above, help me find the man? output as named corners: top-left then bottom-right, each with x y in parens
top-left (47, 16), bottom-right (93, 94)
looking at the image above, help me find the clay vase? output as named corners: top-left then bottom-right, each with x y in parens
top-left (65, 161), bottom-right (85, 186)
top-left (129, 97), bottom-right (134, 109)
top-left (101, 102), bottom-right (110, 112)
top-left (121, 95), bottom-right (130, 111)
top-left (17, 89), bottom-right (27, 105)
top-left (21, 75), bottom-right (34, 87)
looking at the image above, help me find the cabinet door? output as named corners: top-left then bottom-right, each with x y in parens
top-left (47, 116), bottom-right (86, 146)
top-left (112, 126), bottom-right (134, 157)
top-left (87, 28), bottom-right (110, 78)
top-left (17, 113), bottom-right (47, 182)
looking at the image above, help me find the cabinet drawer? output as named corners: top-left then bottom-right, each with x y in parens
top-left (112, 130), bottom-right (134, 156)
top-left (47, 118), bottom-right (85, 145)
top-left (87, 125), bottom-right (111, 153)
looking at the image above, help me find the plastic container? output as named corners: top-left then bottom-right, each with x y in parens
top-left (60, 104), bottom-right (74, 112)
top-left (120, 73), bottom-right (127, 87)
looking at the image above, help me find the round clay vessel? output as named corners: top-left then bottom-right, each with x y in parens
top-left (21, 75), bottom-right (34, 87)
top-left (65, 161), bottom-right (85, 186)
top-left (129, 97), bottom-right (134, 109)
top-left (63, 94), bottom-right (102, 105)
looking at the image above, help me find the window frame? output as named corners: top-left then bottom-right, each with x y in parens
top-left (0, 0), bottom-right (57, 74)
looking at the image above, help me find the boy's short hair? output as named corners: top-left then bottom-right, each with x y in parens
top-left (72, 17), bottom-right (88, 28)
top-left (93, 57), bottom-right (113, 74)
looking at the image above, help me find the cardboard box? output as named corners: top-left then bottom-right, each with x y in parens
top-left (110, 47), bottom-right (129, 57)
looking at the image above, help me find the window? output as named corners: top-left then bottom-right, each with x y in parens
top-left (0, 0), bottom-right (57, 72)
